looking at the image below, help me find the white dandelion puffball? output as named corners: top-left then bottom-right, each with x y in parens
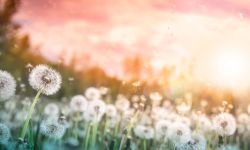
top-left (105, 104), bottom-right (117, 117)
top-left (155, 120), bottom-right (171, 141)
top-left (149, 92), bottom-right (163, 102)
top-left (115, 96), bottom-right (130, 112)
top-left (215, 145), bottom-right (240, 150)
top-left (88, 99), bottom-right (106, 116)
top-left (83, 110), bottom-right (102, 123)
top-left (177, 133), bottom-right (206, 150)
top-left (29, 65), bottom-right (62, 95)
top-left (213, 113), bottom-right (236, 136)
top-left (70, 95), bottom-right (88, 112)
top-left (44, 103), bottom-right (60, 117)
top-left (84, 87), bottom-right (101, 100)
top-left (168, 122), bottom-right (191, 145)
top-left (0, 70), bottom-right (16, 100)
top-left (134, 125), bottom-right (154, 140)
top-left (0, 123), bottom-right (11, 144)
top-left (40, 119), bottom-right (66, 139)
top-left (196, 115), bottom-right (212, 133)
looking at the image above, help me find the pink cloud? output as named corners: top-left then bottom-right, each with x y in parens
top-left (14, 0), bottom-right (250, 78)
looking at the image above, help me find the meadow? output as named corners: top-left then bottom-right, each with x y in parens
top-left (0, 64), bottom-right (249, 150)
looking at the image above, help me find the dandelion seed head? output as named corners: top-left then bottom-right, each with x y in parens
top-left (44, 103), bottom-right (60, 117)
top-left (155, 120), bottom-right (171, 141)
top-left (168, 122), bottom-right (191, 145)
top-left (40, 119), bottom-right (66, 139)
top-left (134, 125), bottom-right (154, 139)
top-left (0, 70), bottom-right (16, 100)
top-left (177, 133), bottom-right (206, 150)
top-left (215, 145), bottom-right (240, 150)
top-left (84, 87), bottom-right (101, 100)
top-left (88, 99), bottom-right (106, 116)
top-left (0, 123), bottom-right (11, 144)
top-left (213, 113), bottom-right (236, 136)
top-left (29, 65), bottom-right (62, 95)
top-left (106, 104), bottom-right (117, 117)
top-left (115, 95), bottom-right (130, 112)
top-left (70, 95), bottom-right (88, 112)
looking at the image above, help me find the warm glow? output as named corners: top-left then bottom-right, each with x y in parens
top-left (212, 50), bottom-right (249, 88)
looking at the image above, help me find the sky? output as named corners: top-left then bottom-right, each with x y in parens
top-left (14, 0), bottom-right (250, 87)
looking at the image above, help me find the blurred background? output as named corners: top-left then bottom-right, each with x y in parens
top-left (1, 0), bottom-right (250, 111)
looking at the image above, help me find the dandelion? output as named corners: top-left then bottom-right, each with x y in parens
top-left (213, 113), bottom-right (236, 136)
top-left (40, 119), bottom-right (66, 139)
top-left (0, 70), bottom-right (16, 101)
top-left (115, 95), bottom-right (130, 112)
top-left (176, 102), bottom-right (191, 114)
top-left (70, 95), bottom-right (88, 112)
top-left (84, 87), bottom-right (101, 100)
top-left (215, 145), bottom-right (240, 150)
top-left (195, 115), bottom-right (212, 133)
top-left (134, 125), bottom-right (154, 139)
top-left (88, 99), bottom-right (106, 117)
top-left (178, 133), bottom-right (206, 150)
top-left (21, 65), bottom-right (62, 139)
top-left (106, 104), bottom-right (117, 117)
top-left (29, 64), bottom-right (62, 95)
top-left (44, 103), bottom-right (60, 117)
top-left (0, 123), bottom-right (11, 144)
top-left (168, 122), bottom-right (191, 145)
top-left (155, 120), bottom-right (171, 141)
top-left (149, 92), bottom-right (162, 106)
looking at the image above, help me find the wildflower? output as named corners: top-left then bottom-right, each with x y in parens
top-left (155, 120), bottom-right (171, 141)
top-left (213, 113), bottom-right (236, 136)
top-left (176, 102), bottom-right (191, 114)
top-left (115, 95), bottom-right (130, 112)
top-left (0, 70), bottom-right (16, 100)
top-left (21, 65), bottom-right (62, 139)
top-left (149, 92), bottom-right (162, 106)
top-left (40, 119), bottom-right (66, 139)
top-left (84, 87), bottom-right (101, 100)
top-left (29, 64), bottom-right (62, 95)
top-left (83, 111), bottom-right (101, 123)
top-left (215, 145), bottom-right (240, 150)
top-left (44, 103), bottom-right (60, 117)
top-left (168, 122), bottom-right (191, 145)
top-left (134, 125), bottom-right (154, 139)
top-left (88, 99), bottom-right (106, 116)
top-left (106, 104), bottom-right (117, 117)
top-left (195, 115), bottom-right (212, 133)
top-left (70, 95), bottom-right (88, 112)
top-left (177, 133), bottom-right (206, 150)
top-left (0, 123), bottom-right (11, 144)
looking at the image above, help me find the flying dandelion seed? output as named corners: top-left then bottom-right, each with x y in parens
top-left (29, 64), bottom-right (62, 95)
top-left (0, 70), bottom-right (16, 101)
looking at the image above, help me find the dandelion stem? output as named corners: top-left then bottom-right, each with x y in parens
top-left (143, 139), bottom-right (147, 150)
top-left (91, 123), bottom-right (98, 146)
top-left (84, 123), bottom-right (91, 150)
top-left (20, 90), bottom-right (42, 139)
top-left (119, 135), bottom-right (126, 150)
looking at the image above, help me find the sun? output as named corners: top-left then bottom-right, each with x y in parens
top-left (213, 50), bottom-right (248, 88)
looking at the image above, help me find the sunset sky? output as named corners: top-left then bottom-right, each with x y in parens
top-left (14, 0), bottom-right (250, 87)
